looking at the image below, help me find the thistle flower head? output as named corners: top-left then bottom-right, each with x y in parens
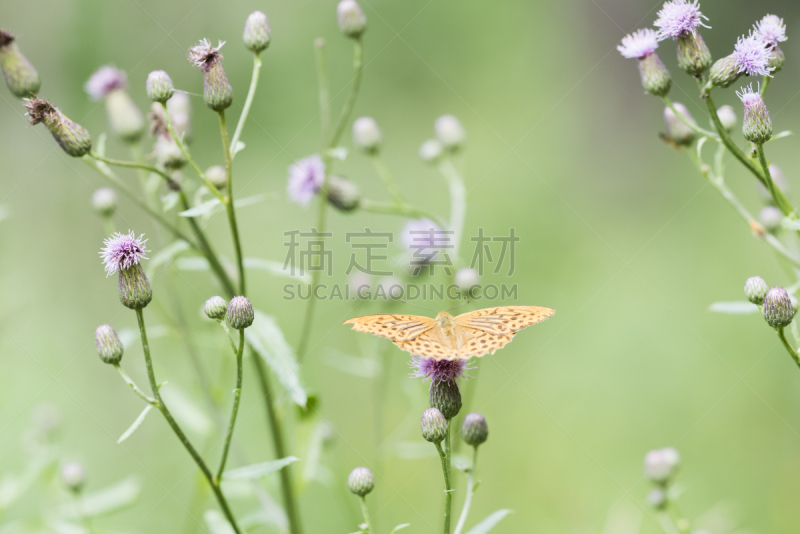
top-left (419, 139), bottom-right (443, 163)
top-left (715, 105), bottom-right (737, 132)
top-left (287, 155), bottom-right (325, 207)
top-left (0, 30), bottom-right (41, 98)
top-left (763, 286), bottom-right (794, 328)
top-left (92, 188), bottom-right (117, 218)
top-left (204, 296), bottom-right (228, 320)
top-left (733, 32), bottom-right (773, 77)
top-left (347, 467), bottom-right (374, 496)
top-left (737, 84), bottom-right (772, 144)
top-left (744, 276), bottom-right (769, 305)
top-left (618, 29), bottom-right (659, 59)
top-left (352, 116), bottom-right (382, 154)
top-left (189, 39), bottom-right (225, 70)
top-left (430, 378), bottom-right (462, 419)
top-left (410, 356), bottom-right (473, 384)
top-left (23, 96), bottom-right (57, 125)
top-left (461, 412), bottom-right (489, 447)
top-left (205, 165), bottom-right (227, 189)
top-left (754, 14), bottom-right (787, 48)
top-left (61, 462), bottom-right (86, 492)
top-left (100, 231), bottom-right (149, 276)
top-left (23, 97), bottom-right (92, 156)
top-left (226, 296), bottom-right (254, 329)
top-left (337, 0), bottom-right (367, 39)
top-left (663, 102), bottom-right (696, 146)
top-left (643, 447), bottom-right (680, 483)
top-left (326, 175), bottom-right (361, 212)
top-left (435, 114), bottom-right (466, 151)
top-left (654, 0), bottom-right (709, 40)
top-left (85, 66), bottom-right (127, 101)
top-left (244, 11), bottom-right (271, 53)
top-left (421, 408), bottom-right (448, 443)
top-left (146, 70), bottom-right (174, 103)
top-left (94, 324), bottom-right (124, 364)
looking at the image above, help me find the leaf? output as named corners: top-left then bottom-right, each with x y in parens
top-left (178, 193), bottom-right (274, 218)
top-left (160, 385), bottom-right (212, 436)
top-left (244, 258), bottom-right (311, 282)
top-left (245, 311), bottom-right (308, 406)
top-left (465, 509), bottom-right (513, 534)
top-left (390, 524), bottom-right (411, 534)
top-left (324, 350), bottom-right (380, 378)
top-left (95, 133), bottom-right (108, 158)
top-left (61, 478), bottom-right (141, 518)
top-left (708, 301), bottom-right (759, 314)
top-left (178, 197), bottom-right (222, 217)
top-left (232, 141), bottom-right (246, 156)
top-left (768, 130), bottom-right (793, 141)
top-left (117, 405), bottom-right (153, 444)
top-left (146, 240), bottom-right (191, 276)
top-left (223, 456), bottom-right (299, 481)
top-left (204, 510), bottom-right (236, 534)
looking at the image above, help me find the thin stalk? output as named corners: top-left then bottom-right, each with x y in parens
top-left (453, 447), bottom-right (478, 534)
top-left (437, 158), bottom-right (467, 261)
top-left (114, 364), bottom-right (156, 404)
top-left (705, 95), bottom-right (766, 185)
top-left (777, 327), bottom-right (800, 369)
top-left (134, 308), bottom-right (242, 534)
top-left (218, 111), bottom-right (247, 296)
top-left (231, 53), bottom-right (263, 159)
top-left (370, 154), bottom-right (406, 205)
top-left (89, 152), bottom-right (175, 185)
top-left (756, 144), bottom-right (793, 216)
top-left (760, 76), bottom-right (771, 97)
top-left (360, 199), bottom-right (446, 231)
top-left (359, 495), bottom-right (373, 534)
top-left (662, 96), bottom-right (718, 138)
top-left (329, 38), bottom-right (364, 149)
top-left (434, 420), bottom-right (454, 534)
top-left (314, 38), bottom-right (331, 141)
top-left (216, 329), bottom-right (245, 480)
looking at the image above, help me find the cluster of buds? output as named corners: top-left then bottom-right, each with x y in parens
top-left (643, 447), bottom-right (680, 510)
top-left (743, 277), bottom-right (796, 329)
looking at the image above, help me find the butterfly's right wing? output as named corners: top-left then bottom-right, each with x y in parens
top-left (344, 314), bottom-right (436, 343)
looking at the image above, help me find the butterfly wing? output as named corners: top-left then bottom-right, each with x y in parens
top-left (392, 328), bottom-right (460, 360)
top-left (344, 314), bottom-right (436, 343)
top-left (454, 305), bottom-right (555, 358)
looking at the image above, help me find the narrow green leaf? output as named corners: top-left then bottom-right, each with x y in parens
top-left (160, 385), bottom-right (212, 436)
top-left (178, 193), bottom-right (274, 218)
top-left (61, 478), bottom-right (141, 518)
top-left (117, 405), bottom-right (153, 444)
top-left (389, 524), bottom-right (411, 533)
top-left (178, 197), bottom-right (221, 217)
top-left (223, 456), bottom-right (299, 481)
top-left (244, 258), bottom-right (311, 282)
top-left (465, 509), bottom-right (513, 534)
top-left (768, 130), bottom-right (792, 141)
top-left (204, 510), bottom-right (236, 534)
top-left (232, 141), bottom-right (246, 156)
top-left (708, 301), bottom-right (759, 314)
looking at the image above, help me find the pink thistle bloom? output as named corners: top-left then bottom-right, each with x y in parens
top-left (85, 66), bottom-right (127, 101)
top-left (754, 14), bottom-right (787, 48)
top-left (410, 356), bottom-right (474, 384)
top-left (618, 29), bottom-right (659, 59)
top-left (733, 32), bottom-right (773, 77)
top-left (654, 0), bottom-right (709, 40)
top-left (100, 231), bottom-right (149, 276)
top-left (287, 155), bottom-right (325, 207)
top-left (736, 83), bottom-right (763, 107)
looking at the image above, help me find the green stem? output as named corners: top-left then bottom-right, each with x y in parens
top-left (437, 158), bottom-right (467, 261)
top-left (134, 309), bottom-right (242, 534)
top-left (360, 199), bottom-right (446, 230)
top-left (329, 38), bottom-right (364, 149)
top-left (777, 327), bottom-right (800, 370)
top-left (434, 420), bottom-right (454, 534)
top-left (662, 96), bottom-right (718, 138)
top-left (453, 447), bottom-right (478, 534)
top-left (370, 154), bottom-right (406, 205)
top-left (89, 152), bottom-right (176, 185)
top-left (218, 111), bottom-right (247, 296)
top-left (705, 95), bottom-right (767, 185)
top-left (216, 329), bottom-right (245, 480)
top-left (314, 38), bottom-right (331, 141)
top-left (760, 76), bottom-right (771, 97)
top-left (114, 364), bottom-right (156, 405)
top-left (359, 495), bottom-right (372, 534)
top-left (231, 53), bottom-right (263, 160)
top-left (756, 144), bottom-right (793, 216)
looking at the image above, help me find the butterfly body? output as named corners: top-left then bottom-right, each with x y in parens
top-left (344, 305), bottom-right (554, 360)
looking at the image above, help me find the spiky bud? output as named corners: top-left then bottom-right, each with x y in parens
top-left (94, 324), bottom-right (124, 364)
top-left (676, 32), bottom-right (711, 76)
top-left (759, 206), bottom-right (782, 233)
top-left (737, 85), bottom-right (772, 144)
top-left (244, 11), bottom-right (271, 53)
top-left (430, 379), bottom-right (461, 419)
top-left (205, 165), bottom-right (227, 189)
top-left (337, 0), bottom-right (367, 39)
top-left (708, 55), bottom-right (740, 89)
top-left (768, 45), bottom-right (785, 74)
top-left (326, 175), bottom-right (360, 212)
top-left (352, 116), bottom-right (382, 154)
top-left (419, 139), bottom-right (443, 163)
top-left (204, 296), bottom-right (228, 320)
top-left (435, 114), bottom-right (466, 151)
top-left (714, 105), bottom-right (737, 133)
top-left (455, 268), bottom-right (480, 292)
top-left (146, 70), bottom-right (174, 103)
top-left (744, 276), bottom-right (769, 305)
top-left (61, 462), bottom-right (86, 492)
top-left (189, 40), bottom-right (233, 111)
top-left (23, 97), bottom-right (91, 157)
top-left (0, 31), bottom-right (40, 98)
top-left (348, 467), bottom-right (374, 496)
top-left (461, 413), bottom-right (488, 447)
top-left (764, 287), bottom-right (793, 328)
top-left (92, 188), bottom-right (117, 218)
top-left (420, 408), bottom-right (447, 443)
top-left (638, 53), bottom-right (671, 97)
top-left (643, 447), bottom-right (680, 483)
top-left (663, 102), bottom-right (696, 146)
top-left (118, 263), bottom-right (152, 310)
top-left (226, 296), bottom-right (254, 329)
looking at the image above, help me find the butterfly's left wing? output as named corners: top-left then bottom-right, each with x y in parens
top-left (344, 314), bottom-right (436, 343)
top-left (453, 305), bottom-right (555, 358)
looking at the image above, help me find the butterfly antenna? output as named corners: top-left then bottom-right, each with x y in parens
top-left (401, 299), bottom-right (438, 314)
top-left (446, 299), bottom-right (472, 313)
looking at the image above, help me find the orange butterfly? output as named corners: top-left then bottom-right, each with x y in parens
top-left (344, 306), bottom-right (555, 360)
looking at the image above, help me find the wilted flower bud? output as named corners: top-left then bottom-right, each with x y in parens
top-left (617, 29), bottom-right (671, 97)
top-left (455, 268), bottom-right (480, 292)
top-left (146, 70), bottom-right (174, 103)
top-left (352, 116), bottom-right (382, 154)
top-left (61, 462), bottom-right (86, 492)
top-left (204, 296), bottom-right (228, 320)
top-left (326, 175), bottom-right (360, 212)
top-left (420, 408), bottom-right (448, 443)
top-left (337, 0), bottom-right (367, 39)
top-left (744, 276), bottom-right (769, 305)
top-left (0, 31), bottom-right (40, 98)
top-left (763, 287), bottom-right (794, 328)
top-left (676, 32), bottom-right (712, 76)
top-left (95, 324), bottom-right (124, 364)
top-left (348, 467), bottom-right (374, 496)
top-left (189, 40), bottom-right (233, 111)
top-left (663, 102), bottom-right (696, 146)
top-left (714, 105), bottom-right (737, 133)
top-left (643, 447), bottom-right (680, 483)
top-left (648, 488), bottom-right (667, 509)
top-left (205, 165), bottom-right (227, 189)
top-left (119, 263), bottom-right (152, 310)
top-left (435, 114), bottom-right (466, 151)
top-left (737, 85), bottom-right (772, 144)
top-left (419, 139), bottom-right (443, 163)
top-left (244, 11), bottom-right (271, 53)
top-left (430, 379), bottom-right (461, 419)
top-left (226, 296), bottom-right (254, 329)
top-left (92, 188), bottom-right (117, 218)
top-left (461, 413), bottom-right (488, 447)
top-left (23, 97), bottom-right (92, 157)
top-left (759, 206), bottom-right (783, 233)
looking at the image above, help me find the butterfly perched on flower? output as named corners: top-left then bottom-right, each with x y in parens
top-left (344, 306), bottom-right (554, 360)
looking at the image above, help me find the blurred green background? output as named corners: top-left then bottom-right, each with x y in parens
top-left (3, 0), bottom-right (800, 532)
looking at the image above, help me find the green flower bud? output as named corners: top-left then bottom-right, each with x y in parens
top-left (61, 462), bottom-right (86, 493)
top-left (226, 296), bottom-right (254, 329)
top-left (637, 52), bottom-right (671, 97)
top-left (204, 296), bottom-right (228, 320)
top-left (352, 116), bottom-right (382, 154)
top-left (94, 324), bottom-right (124, 364)
top-left (23, 97), bottom-right (91, 157)
top-left (676, 32), bottom-right (712, 76)
top-left (420, 408), bottom-right (447, 443)
top-left (461, 413), bottom-right (488, 447)
top-left (430, 379), bottom-right (461, 419)
top-left (763, 286), bottom-right (793, 328)
top-left (643, 447), bottom-right (679, 483)
top-left (118, 263), bottom-right (152, 310)
top-left (435, 114), bottom-right (466, 151)
top-left (189, 40), bottom-right (233, 111)
top-left (663, 102), bottom-right (696, 147)
top-left (326, 175), bottom-right (360, 212)
top-left (106, 89), bottom-right (145, 143)
top-left (146, 70), bottom-right (174, 103)
top-left (205, 165), bottom-right (227, 189)
top-left (337, 0), bottom-right (367, 39)
top-left (348, 467), bottom-right (374, 496)
top-left (744, 276), bottom-right (768, 305)
top-left (0, 31), bottom-right (40, 98)
top-left (708, 55), bottom-right (741, 89)
top-left (244, 11), bottom-right (271, 53)
top-left (419, 139), bottom-right (443, 163)
top-left (768, 45), bottom-right (785, 74)
top-left (738, 85), bottom-right (772, 144)
top-left (92, 188), bottom-right (117, 218)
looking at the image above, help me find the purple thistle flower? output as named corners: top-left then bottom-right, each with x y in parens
top-left (287, 155), bottom-right (325, 207)
top-left (410, 356), bottom-right (474, 384)
top-left (736, 83), bottom-right (764, 107)
top-left (85, 66), bottom-right (127, 101)
top-left (618, 29), bottom-right (659, 59)
top-left (732, 32), bottom-right (772, 77)
top-left (755, 14), bottom-right (787, 48)
top-left (654, 0), bottom-right (709, 40)
top-left (100, 231), bottom-right (149, 276)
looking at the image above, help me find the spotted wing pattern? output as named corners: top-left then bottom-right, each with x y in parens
top-left (453, 306), bottom-right (555, 358)
top-left (343, 314), bottom-right (436, 343)
top-left (392, 329), bottom-right (459, 360)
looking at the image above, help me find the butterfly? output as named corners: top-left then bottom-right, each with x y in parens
top-left (344, 306), bottom-right (555, 360)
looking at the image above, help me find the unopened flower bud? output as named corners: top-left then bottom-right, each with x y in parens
top-left (94, 324), bottom-right (124, 364)
top-left (337, 0), bottom-right (367, 39)
top-left (92, 188), bottom-right (117, 218)
top-left (62, 462), bottom-right (86, 492)
top-left (420, 408), bottom-right (447, 443)
top-left (352, 116), bottom-right (382, 154)
top-left (204, 296), bottom-right (228, 320)
top-left (763, 287), bottom-right (793, 328)
top-left (244, 11), bottom-right (271, 53)
top-left (146, 70), bottom-right (174, 103)
top-left (348, 467), bottom-right (374, 496)
top-left (461, 413), bottom-right (488, 447)
top-left (455, 268), bottom-right (480, 292)
top-left (759, 206), bottom-right (782, 233)
top-left (430, 379), bottom-right (461, 419)
top-left (648, 488), bottom-right (667, 509)
top-left (23, 97), bottom-right (91, 157)
top-left (119, 263), bottom-right (152, 310)
top-left (714, 105), bottom-right (737, 133)
top-left (676, 32), bottom-right (712, 76)
top-left (326, 175), bottom-right (360, 212)
top-left (226, 296), bottom-right (254, 329)
top-left (744, 276), bottom-right (769, 305)
top-left (643, 447), bottom-right (680, 483)
top-left (768, 45), bottom-right (785, 74)
top-left (419, 139), bottom-right (443, 163)
top-left (737, 85), bottom-right (772, 144)
top-left (663, 102), bottom-right (696, 146)
top-left (0, 31), bottom-right (40, 98)
top-left (189, 40), bottom-right (233, 111)
top-left (205, 165), bottom-right (227, 189)
top-left (708, 55), bottom-right (741, 89)
top-left (435, 114), bottom-right (466, 151)
top-left (637, 52), bottom-right (671, 97)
